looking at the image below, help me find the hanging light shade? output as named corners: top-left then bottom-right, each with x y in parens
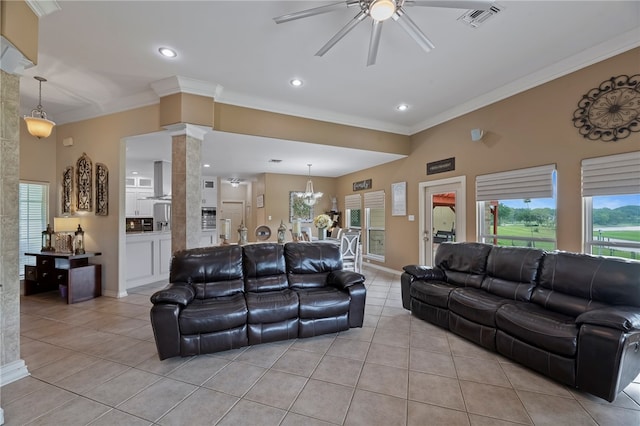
top-left (24, 76), bottom-right (55, 139)
top-left (296, 164), bottom-right (323, 206)
top-left (369, 0), bottom-right (396, 21)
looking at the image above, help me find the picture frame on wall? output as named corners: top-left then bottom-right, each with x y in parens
top-left (391, 181), bottom-right (407, 216)
top-left (289, 191), bottom-right (314, 223)
top-left (256, 194), bottom-right (264, 208)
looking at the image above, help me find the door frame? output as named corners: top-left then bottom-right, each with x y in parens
top-left (220, 200), bottom-right (246, 236)
top-left (418, 176), bottom-right (466, 265)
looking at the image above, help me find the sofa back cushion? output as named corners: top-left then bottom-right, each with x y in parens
top-left (243, 243), bottom-right (288, 292)
top-left (435, 242), bottom-right (492, 288)
top-left (531, 251), bottom-right (640, 317)
top-left (481, 246), bottom-right (544, 301)
top-left (285, 242), bottom-right (342, 289)
top-left (170, 245), bottom-right (244, 299)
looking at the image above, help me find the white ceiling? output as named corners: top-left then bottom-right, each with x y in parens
top-left (18, 1), bottom-right (640, 178)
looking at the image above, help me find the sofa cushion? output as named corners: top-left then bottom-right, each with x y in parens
top-left (179, 293), bottom-right (247, 334)
top-left (434, 242), bottom-right (492, 288)
top-left (449, 288), bottom-right (513, 327)
top-left (297, 288), bottom-right (350, 319)
top-left (285, 242), bottom-right (341, 289)
top-left (481, 246), bottom-right (544, 301)
top-left (496, 303), bottom-right (579, 357)
top-left (170, 245), bottom-right (245, 299)
top-left (410, 281), bottom-right (458, 309)
top-left (533, 252), bottom-right (640, 317)
top-left (243, 243), bottom-right (289, 292)
top-left (246, 289), bottom-right (299, 323)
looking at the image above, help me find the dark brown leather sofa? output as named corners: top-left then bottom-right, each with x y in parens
top-left (150, 242), bottom-right (366, 360)
top-left (401, 242), bottom-right (640, 402)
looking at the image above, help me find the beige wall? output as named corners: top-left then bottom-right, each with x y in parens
top-left (1, 0), bottom-right (38, 65)
top-left (337, 47), bottom-right (640, 271)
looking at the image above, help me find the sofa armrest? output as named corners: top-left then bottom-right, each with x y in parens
top-left (402, 265), bottom-right (445, 281)
top-left (327, 270), bottom-right (365, 289)
top-left (576, 306), bottom-right (640, 332)
top-left (150, 283), bottom-right (195, 307)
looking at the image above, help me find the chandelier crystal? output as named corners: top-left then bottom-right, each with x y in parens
top-left (24, 76), bottom-right (55, 139)
top-left (296, 164), bottom-right (323, 206)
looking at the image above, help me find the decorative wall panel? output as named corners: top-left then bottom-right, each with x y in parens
top-left (95, 163), bottom-right (108, 216)
top-left (76, 153), bottom-right (92, 211)
top-left (62, 166), bottom-right (73, 214)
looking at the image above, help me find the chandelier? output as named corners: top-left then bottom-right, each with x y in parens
top-left (296, 164), bottom-right (323, 206)
top-left (24, 76), bottom-right (56, 139)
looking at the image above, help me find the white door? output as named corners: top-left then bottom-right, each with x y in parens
top-left (219, 201), bottom-right (245, 242)
top-left (419, 177), bottom-right (466, 266)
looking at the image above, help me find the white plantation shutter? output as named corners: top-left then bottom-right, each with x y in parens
top-left (582, 151), bottom-right (640, 197)
top-left (19, 182), bottom-right (49, 275)
top-left (344, 194), bottom-right (361, 210)
top-left (476, 164), bottom-right (556, 201)
top-left (364, 190), bottom-right (385, 209)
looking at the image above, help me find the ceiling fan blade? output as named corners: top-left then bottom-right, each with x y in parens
top-left (392, 8), bottom-right (435, 53)
top-left (273, 1), bottom-right (345, 24)
top-left (367, 20), bottom-right (383, 66)
top-left (404, 1), bottom-right (494, 11)
top-left (315, 11), bottom-right (368, 57)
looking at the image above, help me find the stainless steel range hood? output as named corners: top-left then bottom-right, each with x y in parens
top-left (152, 160), bottom-right (171, 200)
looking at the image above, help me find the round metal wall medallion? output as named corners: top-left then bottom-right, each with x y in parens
top-left (572, 74), bottom-right (640, 142)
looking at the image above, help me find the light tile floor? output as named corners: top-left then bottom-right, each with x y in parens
top-left (3, 266), bottom-right (640, 425)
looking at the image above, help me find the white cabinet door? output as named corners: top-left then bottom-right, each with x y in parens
top-left (199, 231), bottom-right (217, 247)
top-left (125, 191), bottom-right (138, 216)
top-left (126, 189), bottom-right (154, 216)
top-left (202, 178), bottom-right (217, 207)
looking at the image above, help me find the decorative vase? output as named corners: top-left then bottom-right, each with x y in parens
top-left (318, 228), bottom-right (326, 240)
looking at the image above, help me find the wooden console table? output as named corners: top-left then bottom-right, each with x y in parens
top-left (24, 252), bottom-right (102, 304)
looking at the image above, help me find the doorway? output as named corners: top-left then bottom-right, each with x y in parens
top-left (419, 176), bottom-right (466, 266)
top-left (220, 200), bottom-right (245, 241)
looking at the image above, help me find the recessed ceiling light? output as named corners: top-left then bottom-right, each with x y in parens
top-left (203, 164), bottom-right (211, 168)
top-left (158, 47), bottom-right (177, 58)
top-left (131, 171), bottom-right (139, 175)
top-left (290, 79), bottom-right (303, 87)
top-left (269, 159), bottom-right (283, 163)
top-left (397, 104), bottom-right (409, 111)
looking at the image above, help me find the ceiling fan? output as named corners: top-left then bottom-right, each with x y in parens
top-left (274, 0), bottom-right (495, 66)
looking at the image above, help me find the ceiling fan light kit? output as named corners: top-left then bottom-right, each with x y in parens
top-left (24, 76), bottom-right (55, 139)
top-left (274, 0), bottom-right (494, 66)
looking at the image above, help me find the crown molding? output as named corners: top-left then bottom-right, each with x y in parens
top-left (164, 123), bottom-right (210, 140)
top-left (150, 75), bottom-right (223, 99)
top-left (25, 0), bottom-right (61, 17)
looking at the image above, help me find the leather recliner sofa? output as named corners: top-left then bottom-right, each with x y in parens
top-left (150, 242), bottom-right (366, 360)
top-left (401, 242), bottom-right (640, 402)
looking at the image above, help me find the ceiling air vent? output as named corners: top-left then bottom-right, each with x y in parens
top-left (458, 4), bottom-right (504, 28)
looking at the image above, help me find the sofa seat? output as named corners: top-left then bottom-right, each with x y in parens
top-left (246, 289), bottom-right (299, 323)
top-left (410, 280), bottom-right (456, 308)
top-left (449, 288), bottom-right (512, 327)
top-left (179, 293), bottom-right (248, 334)
top-left (298, 287), bottom-right (350, 318)
top-left (496, 303), bottom-right (578, 357)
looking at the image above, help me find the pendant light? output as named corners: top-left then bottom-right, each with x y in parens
top-left (296, 164), bottom-right (323, 206)
top-left (24, 76), bottom-right (55, 139)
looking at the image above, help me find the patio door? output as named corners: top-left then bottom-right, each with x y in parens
top-left (419, 177), bottom-right (466, 266)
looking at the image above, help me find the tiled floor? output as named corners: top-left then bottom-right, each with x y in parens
top-left (3, 266), bottom-right (640, 425)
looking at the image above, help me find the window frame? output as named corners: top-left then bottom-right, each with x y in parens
top-left (19, 181), bottom-right (49, 278)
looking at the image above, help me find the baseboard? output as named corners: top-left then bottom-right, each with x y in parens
top-left (0, 359), bottom-right (30, 387)
top-left (103, 289), bottom-right (128, 298)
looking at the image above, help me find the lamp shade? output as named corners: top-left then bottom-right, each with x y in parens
top-left (54, 216), bottom-right (78, 232)
top-left (24, 116), bottom-right (55, 139)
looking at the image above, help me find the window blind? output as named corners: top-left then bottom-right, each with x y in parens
top-left (582, 151), bottom-right (640, 197)
top-left (19, 182), bottom-right (48, 276)
top-left (476, 164), bottom-right (556, 201)
top-left (344, 194), bottom-right (361, 210)
top-left (364, 190), bottom-right (385, 209)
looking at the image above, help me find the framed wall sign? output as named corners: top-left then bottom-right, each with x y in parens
top-left (353, 179), bottom-right (372, 191)
top-left (391, 182), bottom-right (407, 216)
top-left (427, 157), bottom-right (455, 175)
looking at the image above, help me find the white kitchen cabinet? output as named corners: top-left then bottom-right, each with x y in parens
top-left (198, 230), bottom-right (218, 247)
top-left (125, 189), bottom-right (154, 217)
top-left (126, 231), bottom-right (172, 289)
top-left (202, 177), bottom-right (217, 207)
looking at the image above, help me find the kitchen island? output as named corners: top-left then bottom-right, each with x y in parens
top-left (126, 231), bottom-right (172, 289)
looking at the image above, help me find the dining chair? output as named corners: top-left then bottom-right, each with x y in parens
top-left (339, 231), bottom-right (360, 272)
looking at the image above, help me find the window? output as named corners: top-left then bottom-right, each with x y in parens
top-left (344, 194), bottom-right (361, 229)
top-left (19, 182), bottom-right (49, 277)
top-left (476, 165), bottom-right (557, 250)
top-left (364, 190), bottom-right (385, 260)
top-left (582, 152), bottom-right (640, 260)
